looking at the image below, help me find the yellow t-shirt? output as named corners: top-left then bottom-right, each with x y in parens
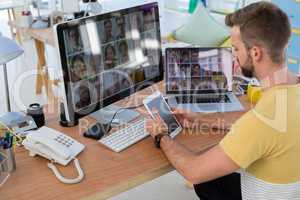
top-left (220, 83), bottom-right (300, 184)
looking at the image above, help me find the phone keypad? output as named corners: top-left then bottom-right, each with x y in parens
top-left (54, 135), bottom-right (74, 147)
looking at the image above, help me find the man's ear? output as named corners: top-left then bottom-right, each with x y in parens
top-left (250, 46), bottom-right (263, 62)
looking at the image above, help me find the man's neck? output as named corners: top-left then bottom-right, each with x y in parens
top-left (257, 63), bottom-right (299, 89)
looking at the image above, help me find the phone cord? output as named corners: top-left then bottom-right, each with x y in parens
top-left (47, 158), bottom-right (84, 184)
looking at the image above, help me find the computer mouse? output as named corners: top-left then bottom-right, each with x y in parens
top-left (83, 122), bottom-right (112, 140)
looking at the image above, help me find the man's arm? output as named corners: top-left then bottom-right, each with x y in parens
top-left (173, 108), bottom-right (232, 130)
top-left (160, 136), bottom-right (240, 185)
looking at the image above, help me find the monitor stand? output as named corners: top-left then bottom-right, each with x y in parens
top-left (89, 104), bottom-right (140, 125)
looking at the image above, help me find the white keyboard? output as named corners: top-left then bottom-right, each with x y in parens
top-left (99, 118), bottom-right (149, 152)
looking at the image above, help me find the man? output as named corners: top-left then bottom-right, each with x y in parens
top-left (67, 28), bottom-right (83, 54)
top-left (103, 19), bottom-right (113, 43)
top-left (118, 41), bottom-right (129, 63)
top-left (75, 82), bottom-right (91, 110)
top-left (104, 45), bottom-right (117, 70)
top-left (146, 2), bottom-right (300, 199)
top-left (70, 55), bottom-right (87, 82)
top-left (116, 16), bottom-right (126, 39)
top-left (143, 9), bottom-right (155, 31)
top-left (191, 64), bottom-right (201, 77)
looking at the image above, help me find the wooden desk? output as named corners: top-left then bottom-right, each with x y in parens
top-left (8, 21), bottom-right (56, 100)
top-left (0, 83), bottom-right (250, 200)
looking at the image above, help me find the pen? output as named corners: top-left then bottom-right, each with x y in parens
top-left (12, 136), bottom-right (16, 151)
top-left (6, 136), bottom-right (13, 149)
top-left (0, 137), bottom-right (4, 147)
top-left (0, 126), bottom-right (5, 137)
top-left (3, 133), bottom-right (13, 149)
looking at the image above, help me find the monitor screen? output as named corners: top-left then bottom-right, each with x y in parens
top-left (165, 48), bottom-right (233, 94)
top-left (56, 2), bottom-right (163, 118)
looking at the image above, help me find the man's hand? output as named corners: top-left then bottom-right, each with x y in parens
top-left (172, 108), bottom-right (200, 129)
top-left (172, 108), bottom-right (231, 131)
top-left (145, 112), bottom-right (168, 138)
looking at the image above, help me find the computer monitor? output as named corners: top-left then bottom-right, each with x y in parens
top-left (165, 47), bottom-right (233, 95)
top-left (55, 2), bottom-right (163, 125)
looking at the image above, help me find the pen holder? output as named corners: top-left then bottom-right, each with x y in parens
top-left (0, 145), bottom-right (16, 173)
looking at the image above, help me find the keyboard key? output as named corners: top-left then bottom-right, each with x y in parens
top-left (176, 95), bottom-right (230, 104)
top-left (99, 118), bottom-right (149, 152)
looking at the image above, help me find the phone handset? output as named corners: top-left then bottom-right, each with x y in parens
top-left (34, 142), bottom-right (71, 161)
top-left (25, 132), bottom-right (72, 163)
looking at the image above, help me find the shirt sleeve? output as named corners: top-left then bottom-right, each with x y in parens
top-left (220, 110), bottom-right (275, 169)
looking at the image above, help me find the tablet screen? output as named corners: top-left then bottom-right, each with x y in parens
top-left (145, 94), bottom-right (180, 134)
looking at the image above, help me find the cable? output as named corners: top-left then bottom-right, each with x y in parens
top-left (47, 158), bottom-right (84, 184)
top-left (84, 0), bottom-right (92, 17)
top-left (107, 103), bottom-right (144, 132)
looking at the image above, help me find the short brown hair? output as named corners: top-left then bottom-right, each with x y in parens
top-left (225, 2), bottom-right (291, 64)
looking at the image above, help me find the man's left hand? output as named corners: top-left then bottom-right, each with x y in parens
top-left (145, 113), bottom-right (168, 138)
